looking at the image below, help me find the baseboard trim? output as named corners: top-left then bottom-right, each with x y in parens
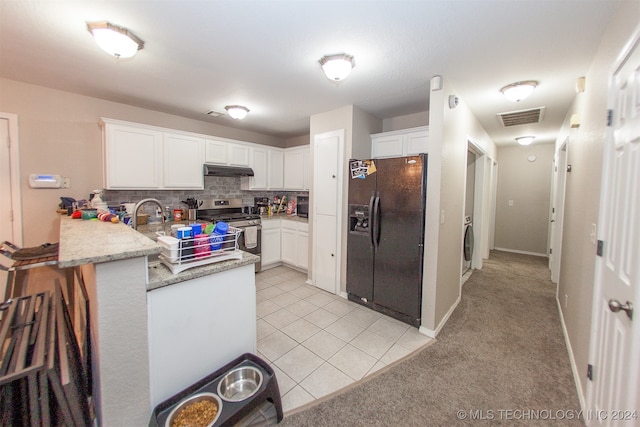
top-left (419, 294), bottom-right (461, 338)
top-left (556, 297), bottom-right (587, 413)
top-left (493, 247), bottom-right (548, 257)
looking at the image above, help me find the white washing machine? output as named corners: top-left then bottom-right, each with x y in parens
top-left (462, 215), bottom-right (473, 274)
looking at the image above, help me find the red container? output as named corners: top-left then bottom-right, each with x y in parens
top-left (194, 234), bottom-right (210, 258)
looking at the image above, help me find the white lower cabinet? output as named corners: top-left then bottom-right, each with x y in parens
top-left (296, 223), bottom-right (309, 270)
top-left (261, 219), bottom-right (281, 268)
top-left (280, 220), bottom-right (309, 270)
top-left (280, 225), bottom-right (297, 266)
top-left (260, 218), bottom-right (309, 271)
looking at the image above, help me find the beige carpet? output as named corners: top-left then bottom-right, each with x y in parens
top-left (281, 250), bottom-right (582, 426)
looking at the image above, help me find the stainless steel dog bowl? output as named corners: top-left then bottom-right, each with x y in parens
top-left (217, 366), bottom-right (263, 402)
top-left (165, 392), bottom-right (222, 427)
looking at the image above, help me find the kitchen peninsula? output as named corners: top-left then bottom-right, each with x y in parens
top-left (58, 216), bottom-right (259, 426)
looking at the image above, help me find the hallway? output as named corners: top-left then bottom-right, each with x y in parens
top-left (283, 251), bottom-right (582, 425)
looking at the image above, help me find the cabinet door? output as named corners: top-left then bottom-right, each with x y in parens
top-left (268, 149), bottom-right (284, 190)
top-left (284, 149), bottom-right (304, 190)
top-left (163, 133), bottom-right (204, 189)
top-left (104, 124), bottom-right (163, 189)
top-left (404, 130), bottom-right (429, 155)
top-left (302, 147), bottom-right (310, 191)
top-left (205, 139), bottom-right (227, 164)
top-left (296, 230), bottom-right (309, 270)
top-left (280, 227), bottom-right (296, 265)
top-left (261, 228), bottom-right (281, 267)
top-left (314, 136), bottom-right (340, 216)
top-left (371, 134), bottom-right (403, 159)
top-left (247, 146), bottom-right (268, 189)
top-left (228, 143), bottom-right (250, 166)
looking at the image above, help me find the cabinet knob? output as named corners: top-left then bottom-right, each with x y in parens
top-left (331, 253), bottom-right (334, 257)
top-left (332, 175), bottom-right (336, 178)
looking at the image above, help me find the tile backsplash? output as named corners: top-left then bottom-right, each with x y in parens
top-left (104, 176), bottom-right (308, 214)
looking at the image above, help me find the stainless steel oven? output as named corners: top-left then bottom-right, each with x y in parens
top-left (196, 198), bottom-right (262, 272)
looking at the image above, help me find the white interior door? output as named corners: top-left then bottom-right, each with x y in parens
top-left (588, 29), bottom-right (640, 425)
top-left (312, 130), bottom-right (343, 294)
top-left (0, 114), bottom-right (21, 247)
top-left (550, 141), bottom-right (568, 283)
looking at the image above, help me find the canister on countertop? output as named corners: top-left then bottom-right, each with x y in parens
top-left (170, 224), bottom-right (183, 237)
top-left (173, 208), bottom-right (183, 221)
top-left (194, 234), bottom-right (210, 258)
top-left (176, 226), bottom-right (194, 260)
top-left (210, 221), bottom-right (229, 251)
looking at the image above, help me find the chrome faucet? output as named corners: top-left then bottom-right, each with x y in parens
top-left (132, 198), bottom-right (165, 230)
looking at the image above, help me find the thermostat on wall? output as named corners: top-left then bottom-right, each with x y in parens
top-left (29, 174), bottom-right (63, 188)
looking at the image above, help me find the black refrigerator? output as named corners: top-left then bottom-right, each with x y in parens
top-left (346, 154), bottom-right (427, 327)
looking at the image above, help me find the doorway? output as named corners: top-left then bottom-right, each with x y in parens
top-left (462, 149), bottom-right (476, 276)
top-left (0, 113), bottom-right (22, 246)
top-left (549, 139), bottom-right (568, 283)
top-left (0, 113), bottom-right (22, 297)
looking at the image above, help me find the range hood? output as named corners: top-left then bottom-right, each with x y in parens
top-left (203, 163), bottom-right (254, 177)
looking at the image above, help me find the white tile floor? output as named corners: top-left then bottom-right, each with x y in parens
top-left (255, 266), bottom-right (433, 413)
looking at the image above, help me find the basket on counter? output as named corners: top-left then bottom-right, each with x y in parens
top-left (157, 226), bottom-right (243, 274)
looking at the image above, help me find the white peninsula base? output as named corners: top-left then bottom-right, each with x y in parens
top-left (147, 263), bottom-right (256, 408)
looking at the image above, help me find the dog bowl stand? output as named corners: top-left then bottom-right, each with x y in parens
top-left (149, 353), bottom-right (283, 426)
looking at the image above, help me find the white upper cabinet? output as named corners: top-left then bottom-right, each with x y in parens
top-left (284, 146), bottom-right (310, 190)
top-left (163, 132), bottom-right (205, 189)
top-left (269, 149), bottom-right (284, 190)
top-left (102, 121), bottom-right (163, 189)
top-left (101, 119), bottom-right (204, 190)
top-left (242, 146), bottom-right (284, 190)
top-left (204, 139), bottom-right (227, 164)
top-left (228, 143), bottom-right (250, 166)
top-left (371, 126), bottom-right (429, 158)
top-left (205, 139), bottom-right (250, 167)
top-left (101, 118), bottom-right (298, 191)
top-left (242, 146), bottom-right (268, 190)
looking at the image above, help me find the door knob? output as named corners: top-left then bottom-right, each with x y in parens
top-left (608, 299), bottom-right (633, 320)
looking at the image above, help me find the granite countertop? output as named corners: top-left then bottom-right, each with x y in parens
top-left (147, 251), bottom-right (260, 291)
top-left (59, 216), bottom-right (260, 287)
top-left (58, 216), bottom-right (161, 268)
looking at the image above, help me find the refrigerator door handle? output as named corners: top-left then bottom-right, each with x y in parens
top-left (368, 194), bottom-right (376, 247)
top-left (373, 195), bottom-right (381, 250)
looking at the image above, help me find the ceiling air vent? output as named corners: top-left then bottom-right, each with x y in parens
top-left (497, 106), bottom-right (545, 127)
top-left (205, 110), bottom-right (226, 117)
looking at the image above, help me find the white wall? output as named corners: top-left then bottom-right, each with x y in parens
top-left (0, 78), bottom-right (284, 246)
top-left (555, 0), bottom-right (640, 404)
top-left (382, 111), bottom-right (428, 132)
top-left (494, 143), bottom-right (555, 255)
top-left (308, 105), bottom-right (382, 289)
top-left (423, 76), bottom-right (497, 334)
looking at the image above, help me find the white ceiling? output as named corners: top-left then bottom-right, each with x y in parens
top-left (0, 1), bottom-right (618, 145)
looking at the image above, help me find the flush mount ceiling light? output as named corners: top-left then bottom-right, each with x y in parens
top-left (500, 81), bottom-right (538, 102)
top-left (225, 105), bottom-right (250, 120)
top-left (319, 53), bottom-right (355, 82)
top-left (87, 21), bottom-right (144, 59)
top-left (516, 136), bottom-right (535, 146)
